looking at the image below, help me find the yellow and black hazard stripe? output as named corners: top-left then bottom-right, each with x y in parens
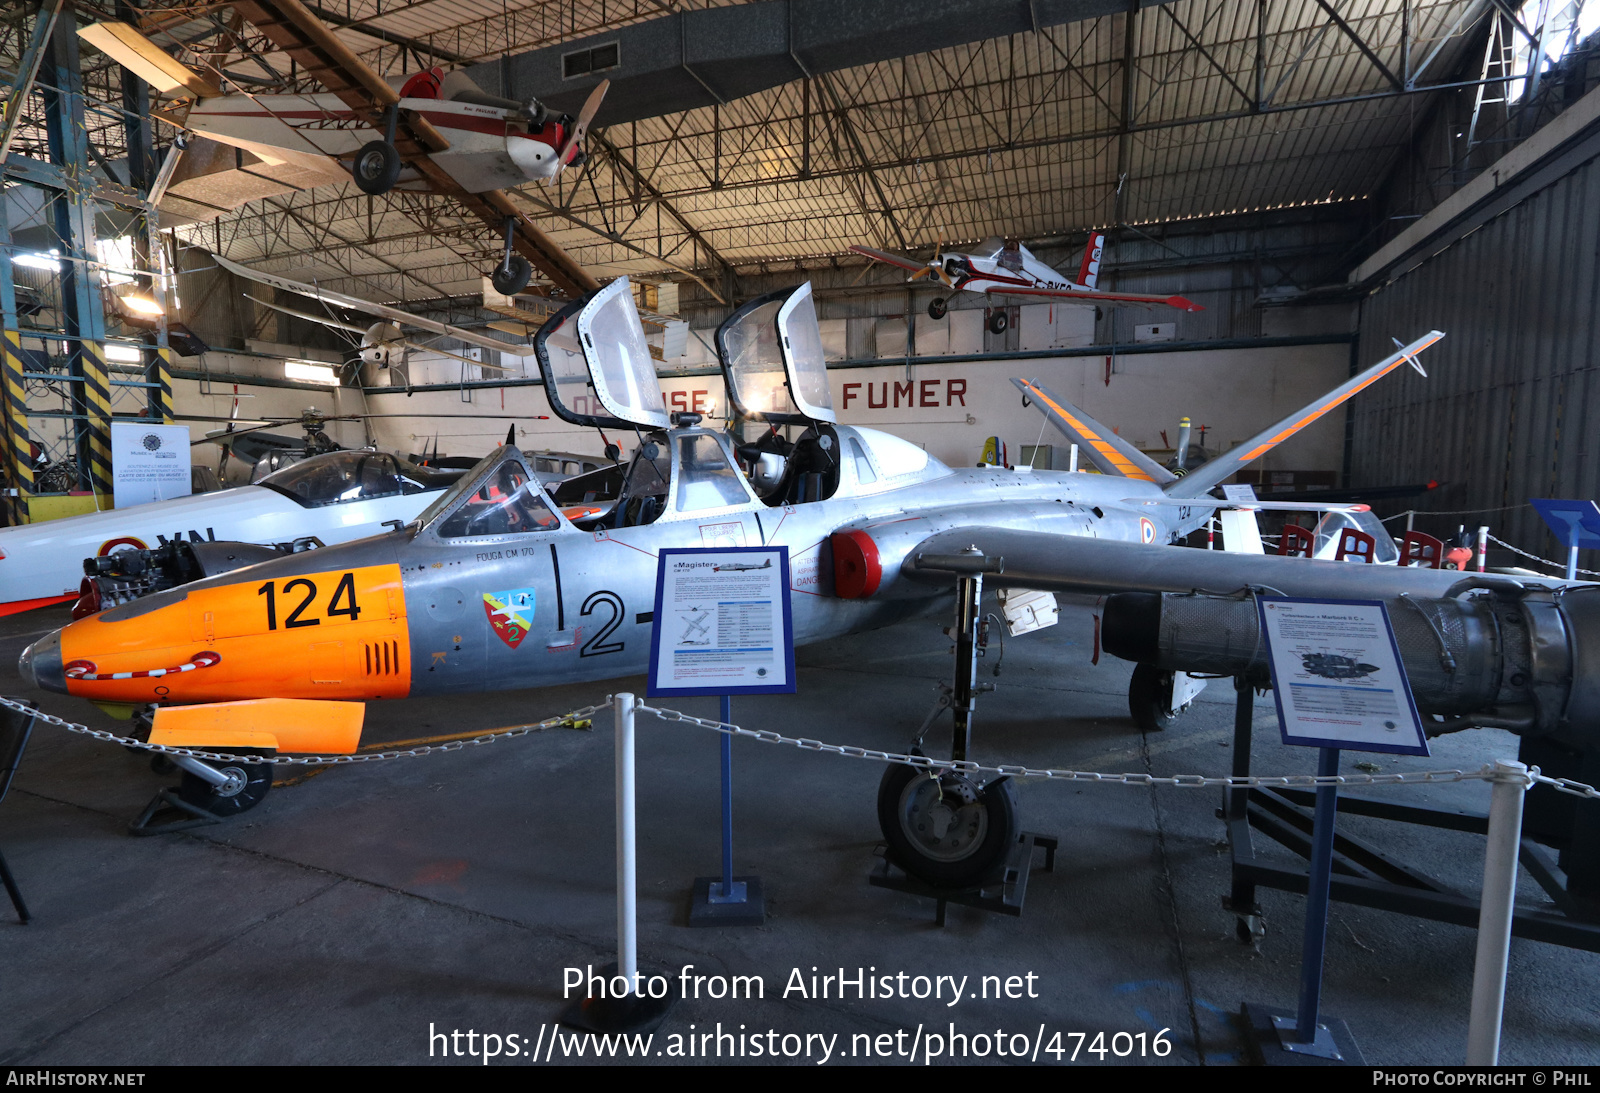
top-left (152, 343), bottom-right (174, 423)
top-left (78, 340), bottom-right (116, 496)
top-left (1, 330), bottom-right (32, 523)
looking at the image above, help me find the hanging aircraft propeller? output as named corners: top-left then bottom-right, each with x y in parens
top-left (553, 79), bottom-right (610, 172)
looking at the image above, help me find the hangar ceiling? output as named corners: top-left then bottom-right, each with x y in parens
top-left (0, 0), bottom-right (1558, 306)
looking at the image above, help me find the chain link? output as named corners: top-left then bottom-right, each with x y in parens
top-left (1532, 773), bottom-right (1600, 800)
top-left (635, 702), bottom-right (1511, 791)
top-left (1486, 535), bottom-right (1600, 578)
top-left (0, 694), bottom-right (608, 766)
top-left (16, 691), bottom-right (1599, 800)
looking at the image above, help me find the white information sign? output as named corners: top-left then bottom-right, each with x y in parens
top-left (648, 547), bottom-right (795, 697)
top-left (110, 422), bottom-right (191, 508)
top-left (1256, 597), bottom-right (1429, 756)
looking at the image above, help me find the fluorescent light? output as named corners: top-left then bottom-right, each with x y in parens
top-left (14, 251), bottom-right (60, 271)
top-left (105, 344), bottom-right (144, 363)
top-left (285, 360), bottom-right (339, 386)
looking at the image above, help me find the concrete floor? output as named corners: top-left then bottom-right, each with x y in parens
top-left (2, 597), bottom-right (1598, 1067)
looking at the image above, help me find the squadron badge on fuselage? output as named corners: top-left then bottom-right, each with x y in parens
top-left (483, 588), bottom-right (537, 649)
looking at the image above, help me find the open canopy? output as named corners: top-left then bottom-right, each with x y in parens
top-left (716, 281), bottom-right (834, 426)
top-left (535, 276), bottom-right (669, 431)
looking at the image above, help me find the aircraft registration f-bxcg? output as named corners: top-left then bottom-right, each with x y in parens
top-left (850, 233), bottom-right (1202, 325)
top-left (22, 283), bottom-right (1600, 888)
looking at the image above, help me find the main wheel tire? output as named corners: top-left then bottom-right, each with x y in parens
top-left (177, 749), bottom-right (273, 817)
top-left (927, 297), bottom-right (948, 320)
top-left (1128, 662), bottom-right (1174, 733)
top-left (352, 140), bottom-right (402, 195)
top-left (878, 763), bottom-right (1018, 888)
top-left (987, 310), bottom-right (1009, 335)
top-left (491, 255), bottom-right (533, 296)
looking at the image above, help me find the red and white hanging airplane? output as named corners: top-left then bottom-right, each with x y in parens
top-left (850, 233), bottom-right (1202, 326)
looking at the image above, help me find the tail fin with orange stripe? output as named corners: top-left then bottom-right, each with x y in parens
top-left (1161, 330), bottom-right (1444, 499)
top-left (1011, 378), bottom-right (1176, 484)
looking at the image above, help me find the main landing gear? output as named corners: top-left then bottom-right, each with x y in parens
top-left (927, 297), bottom-right (948, 320)
top-left (876, 547), bottom-right (1019, 888)
top-left (353, 105), bottom-right (402, 196)
top-left (491, 215), bottom-right (533, 295)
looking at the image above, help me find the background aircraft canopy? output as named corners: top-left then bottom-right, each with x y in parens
top-left (776, 282), bottom-right (835, 423)
top-left (577, 277), bottom-right (669, 429)
top-left (256, 450), bottom-right (452, 507)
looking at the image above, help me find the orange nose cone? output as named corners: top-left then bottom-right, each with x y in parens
top-left (57, 563), bottom-right (412, 705)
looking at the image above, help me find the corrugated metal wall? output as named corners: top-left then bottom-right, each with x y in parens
top-left (1352, 154), bottom-right (1600, 560)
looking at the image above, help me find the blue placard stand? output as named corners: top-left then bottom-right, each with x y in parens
top-left (1243, 597), bottom-right (1429, 1065)
top-left (685, 692), bottom-right (766, 926)
top-left (1530, 499), bottom-right (1600, 579)
top-left (647, 547), bottom-right (791, 928)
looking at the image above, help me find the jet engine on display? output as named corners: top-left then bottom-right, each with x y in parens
top-left (17, 281), bottom-right (1600, 894)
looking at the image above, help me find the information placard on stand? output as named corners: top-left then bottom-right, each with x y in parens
top-left (1256, 596), bottom-right (1429, 756)
top-left (647, 546), bottom-right (795, 698)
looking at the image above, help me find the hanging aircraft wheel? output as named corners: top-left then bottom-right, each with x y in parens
top-left (987, 309), bottom-right (1009, 335)
top-left (927, 297), bottom-right (948, 320)
top-left (177, 749), bottom-right (273, 817)
top-left (1128, 662), bottom-right (1175, 732)
top-left (352, 140), bottom-right (402, 195)
top-left (491, 255), bottom-right (534, 296)
top-left (877, 763), bottom-right (1018, 889)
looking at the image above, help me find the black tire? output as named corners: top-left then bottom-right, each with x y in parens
top-left (927, 297), bottom-right (948, 320)
top-left (878, 763), bottom-right (1018, 888)
top-left (491, 255), bottom-right (533, 296)
top-left (177, 749), bottom-right (273, 817)
top-left (352, 140), bottom-right (401, 195)
top-left (1128, 662), bottom-right (1174, 732)
top-left (987, 310), bottom-right (1009, 335)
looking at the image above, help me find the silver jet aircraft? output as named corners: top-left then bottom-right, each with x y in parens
top-left (21, 282), bottom-right (1600, 888)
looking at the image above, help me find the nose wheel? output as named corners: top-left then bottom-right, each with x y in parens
top-left (927, 297), bottom-right (948, 320)
top-left (175, 750), bottom-right (273, 817)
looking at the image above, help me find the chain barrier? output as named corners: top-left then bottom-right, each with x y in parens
top-left (1486, 534), bottom-right (1600, 578)
top-left (11, 691), bottom-right (1599, 801)
top-left (0, 694), bottom-right (607, 766)
top-left (633, 702), bottom-right (1600, 798)
top-left (1379, 505), bottom-right (1523, 524)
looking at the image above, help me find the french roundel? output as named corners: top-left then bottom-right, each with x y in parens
top-left (1139, 517), bottom-right (1155, 544)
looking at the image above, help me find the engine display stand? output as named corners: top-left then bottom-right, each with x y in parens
top-left (1224, 683), bottom-right (1600, 953)
top-left (869, 832), bottom-right (1056, 926)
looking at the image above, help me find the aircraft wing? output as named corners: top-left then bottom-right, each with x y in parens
top-left (901, 525), bottom-right (1495, 601)
top-left (1012, 378), bottom-right (1177, 484)
top-left (216, 252), bottom-right (518, 359)
top-left (227, 0), bottom-right (597, 297)
top-left (990, 285), bottom-right (1204, 312)
top-left (848, 245), bottom-right (929, 273)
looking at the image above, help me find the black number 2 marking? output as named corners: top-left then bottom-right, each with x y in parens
top-left (579, 590), bottom-right (626, 657)
top-left (258, 573), bottom-right (363, 631)
top-left (283, 578), bottom-right (320, 628)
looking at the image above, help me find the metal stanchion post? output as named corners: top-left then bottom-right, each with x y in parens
top-left (616, 691), bottom-right (637, 986)
top-left (1477, 525), bottom-right (1490, 573)
top-left (563, 693), bottom-right (675, 1032)
top-left (1466, 760), bottom-right (1531, 1065)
